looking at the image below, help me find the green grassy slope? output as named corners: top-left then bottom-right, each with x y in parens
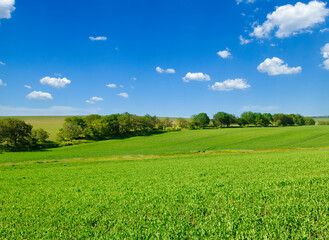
top-left (2, 125), bottom-right (329, 163)
top-left (0, 116), bottom-right (67, 139)
top-left (1, 149), bottom-right (329, 238)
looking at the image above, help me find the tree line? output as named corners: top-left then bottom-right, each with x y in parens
top-left (0, 111), bottom-right (316, 151)
top-left (189, 112), bottom-right (315, 129)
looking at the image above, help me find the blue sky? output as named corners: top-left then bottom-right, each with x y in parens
top-left (0, 0), bottom-right (329, 117)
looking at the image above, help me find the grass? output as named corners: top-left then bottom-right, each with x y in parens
top-left (1, 125), bottom-right (329, 163)
top-left (1, 125), bottom-right (329, 238)
top-left (1, 149), bottom-right (329, 238)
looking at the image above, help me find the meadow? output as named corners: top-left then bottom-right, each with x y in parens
top-left (1, 125), bottom-right (329, 238)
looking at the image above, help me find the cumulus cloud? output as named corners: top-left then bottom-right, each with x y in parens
top-left (118, 92), bottom-right (128, 98)
top-left (0, 105), bottom-right (100, 116)
top-left (210, 78), bottom-right (251, 91)
top-left (0, 79), bottom-right (6, 86)
top-left (40, 76), bottom-right (71, 88)
top-left (0, 0), bottom-right (15, 19)
top-left (217, 48), bottom-right (232, 59)
top-left (27, 91), bottom-right (53, 100)
top-left (89, 36), bottom-right (107, 41)
top-left (24, 85), bottom-right (31, 89)
top-left (241, 105), bottom-right (279, 112)
top-left (106, 83), bottom-right (117, 88)
top-left (251, 1), bottom-right (329, 39)
top-left (239, 35), bottom-right (253, 45)
top-left (182, 72), bottom-right (211, 83)
top-left (86, 96), bottom-right (103, 104)
top-left (257, 57), bottom-right (302, 75)
top-left (320, 43), bottom-right (329, 70)
top-left (156, 66), bottom-right (176, 74)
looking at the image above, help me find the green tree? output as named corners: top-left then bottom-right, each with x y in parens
top-left (0, 118), bottom-right (33, 146)
top-left (177, 118), bottom-right (189, 128)
top-left (191, 113), bottom-right (210, 128)
top-left (57, 122), bottom-right (83, 141)
top-left (32, 128), bottom-right (49, 143)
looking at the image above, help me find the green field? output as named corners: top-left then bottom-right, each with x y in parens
top-left (1, 126), bottom-right (329, 238)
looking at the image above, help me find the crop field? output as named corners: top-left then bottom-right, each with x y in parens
top-left (1, 126), bottom-right (329, 238)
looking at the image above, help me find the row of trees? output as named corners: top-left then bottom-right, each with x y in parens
top-left (57, 113), bottom-right (184, 141)
top-left (190, 112), bottom-right (315, 128)
top-left (0, 118), bottom-right (49, 151)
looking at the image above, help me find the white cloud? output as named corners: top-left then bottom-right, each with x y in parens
top-left (241, 105), bottom-right (279, 112)
top-left (322, 58), bottom-right (329, 70)
top-left (0, 105), bottom-right (100, 116)
top-left (182, 72), bottom-right (211, 82)
top-left (0, 0), bottom-right (15, 19)
top-left (118, 92), bottom-right (128, 98)
top-left (106, 83), bottom-right (117, 88)
top-left (251, 1), bottom-right (329, 39)
top-left (115, 47), bottom-right (119, 51)
top-left (320, 43), bottom-right (329, 70)
top-left (27, 91), bottom-right (53, 100)
top-left (24, 85), bottom-right (31, 89)
top-left (131, 77), bottom-right (137, 81)
top-left (0, 61), bottom-right (5, 65)
top-left (40, 76), bottom-right (71, 88)
top-left (239, 35), bottom-right (253, 45)
top-left (86, 96), bottom-right (103, 104)
top-left (0, 79), bottom-right (6, 86)
top-left (257, 57), bottom-right (302, 75)
top-left (89, 36), bottom-right (107, 41)
top-left (217, 48), bottom-right (232, 59)
top-left (236, 0), bottom-right (256, 5)
top-left (321, 43), bottom-right (329, 58)
top-left (119, 84), bottom-right (124, 88)
top-left (156, 66), bottom-right (176, 74)
top-left (320, 28), bottom-right (329, 32)
top-left (210, 78), bottom-right (251, 91)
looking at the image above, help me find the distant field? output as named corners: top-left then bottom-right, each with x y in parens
top-left (0, 116), bottom-right (67, 139)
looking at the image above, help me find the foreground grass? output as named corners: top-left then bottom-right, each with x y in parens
top-left (1, 149), bottom-right (329, 238)
top-left (1, 125), bottom-right (329, 163)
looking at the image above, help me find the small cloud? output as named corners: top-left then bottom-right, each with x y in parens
top-left (89, 36), bottom-right (107, 41)
top-left (320, 28), bottom-right (329, 33)
top-left (270, 43), bottom-right (277, 47)
top-left (257, 57), bottom-right (302, 76)
top-left (27, 91), bottom-right (53, 100)
top-left (24, 85), bottom-right (32, 89)
top-left (119, 85), bottom-right (124, 88)
top-left (131, 77), bottom-right (137, 81)
top-left (115, 47), bottom-right (119, 51)
top-left (239, 35), bottom-right (253, 45)
top-left (40, 76), bottom-right (71, 88)
top-left (118, 93), bottom-right (129, 98)
top-left (106, 83), bottom-right (117, 88)
top-left (54, 73), bottom-right (62, 77)
top-left (320, 43), bottom-right (329, 70)
top-left (86, 96), bottom-right (104, 104)
top-left (182, 72), bottom-right (211, 83)
top-left (156, 66), bottom-right (176, 74)
top-left (217, 48), bottom-right (232, 59)
top-left (236, 0), bottom-right (256, 5)
top-left (0, 61), bottom-right (5, 65)
top-left (0, 79), bottom-right (6, 87)
top-left (210, 78), bottom-right (251, 91)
